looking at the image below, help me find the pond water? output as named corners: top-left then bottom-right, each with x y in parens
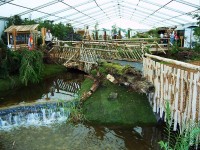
top-left (0, 70), bottom-right (84, 107)
top-left (0, 69), bottom-right (164, 150)
top-left (114, 60), bottom-right (143, 71)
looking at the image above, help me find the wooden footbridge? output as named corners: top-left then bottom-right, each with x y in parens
top-left (49, 38), bottom-right (200, 133)
top-left (50, 38), bottom-right (169, 72)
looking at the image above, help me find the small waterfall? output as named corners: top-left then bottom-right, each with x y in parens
top-left (0, 102), bottom-right (72, 130)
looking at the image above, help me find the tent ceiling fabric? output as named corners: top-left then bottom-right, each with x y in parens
top-left (0, 0), bottom-right (199, 29)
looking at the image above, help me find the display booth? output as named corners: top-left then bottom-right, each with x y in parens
top-left (4, 24), bottom-right (39, 50)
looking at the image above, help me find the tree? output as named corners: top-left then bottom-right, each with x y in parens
top-left (193, 10), bottom-right (200, 51)
top-left (7, 15), bottom-right (23, 26)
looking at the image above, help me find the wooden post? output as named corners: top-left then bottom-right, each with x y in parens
top-left (180, 36), bottom-right (183, 47)
top-left (41, 27), bottom-right (46, 45)
top-left (118, 30), bottom-right (121, 39)
top-left (104, 31), bottom-right (107, 41)
top-left (12, 29), bottom-right (17, 50)
top-left (7, 33), bottom-right (10, 45)
top-left (167, 38), bottom-right (170, 50)
top-left (95, 30), bottom-right (98, 40)
top-left (128, 29), bottom-right (130, 39)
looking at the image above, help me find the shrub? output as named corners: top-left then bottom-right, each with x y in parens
top-left (19, 49), bottom-right (44, 86)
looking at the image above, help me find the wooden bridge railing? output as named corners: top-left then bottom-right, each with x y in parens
top-left (52, 38), bottom-right (170, 52)
top-left (143, 53), bottom-right (200, 132)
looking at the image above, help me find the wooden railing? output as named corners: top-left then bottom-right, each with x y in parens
top-left (143, 53), bottom-right (200, 132)
top-left (52, 38), bottom-right (170, 51)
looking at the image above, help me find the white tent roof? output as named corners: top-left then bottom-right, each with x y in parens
top-left (0, 0), bottom-right (199, 29)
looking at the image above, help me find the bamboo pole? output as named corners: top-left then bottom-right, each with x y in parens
top-left (145, 53), bottom-right (200, 71)
top-left (12, 29), bottom-right (17, 50)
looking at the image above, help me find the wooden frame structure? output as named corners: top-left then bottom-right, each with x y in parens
top-left (4, 24), bottom-right (39, 50)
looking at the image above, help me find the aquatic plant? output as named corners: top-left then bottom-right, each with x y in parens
top-left (158, 101), bottom-right (200, 150)
top-left (19, 49), bottom-right (44, 86)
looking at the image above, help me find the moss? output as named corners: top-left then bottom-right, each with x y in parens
top-left (100, 61), bottom-right (131, 75)
top-left (78, 78), bottom-right (94, 96)
top-left (0, 64), bottom-right (67, 92)
top-left (82, 81), bottom-right (156, 126)
top-left (90, 69), bottom-right (97, 77)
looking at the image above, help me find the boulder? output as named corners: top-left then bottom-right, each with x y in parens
top-left (108, 92), bottom-right (118, 100)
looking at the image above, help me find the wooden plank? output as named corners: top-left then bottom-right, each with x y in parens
top-left (180, 70), bottom-right (184, 113)
top-left (160, 63), bottom-right (164, 118)
top-left (187, 72), bottom-right (194, 122)
top-left (192, 72), bottom-right (198, 121)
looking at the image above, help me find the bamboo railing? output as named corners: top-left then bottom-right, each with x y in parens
top-left (143, 53), bottom-right (200, 132)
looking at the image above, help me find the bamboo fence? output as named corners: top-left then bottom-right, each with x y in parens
top-left (143, 53), bottom-right (200, 132)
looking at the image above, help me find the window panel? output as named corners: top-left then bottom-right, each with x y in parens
top-left (138, 1), bottom-right (160, 10)
top-left (95, 0), bottom-right (112, 5)
top-left (0, 0), bottom-right (198, 29)
top-left (56, 9), bottom-right (78, 18)
top-left (167, 1), bottom-right (196, 13)
top-left (12, 0), bottom-right (53, 9)
top-left (175, 15), bottom-right (197, 23)
top-left (153, 12), bottom-right (173, 19)
top-left (76, 2), bottom-right (96, 11)
top-left (0, 4), bottom-right (28, 17)
top-left (63, 0), bottom-right (91, 6)
top-left (182, 0), bottom-right (200, 6)
top-left (45, 16), bottom-right (60, 21)
top-left (39, 3), bottom-right (68, 14)
top-left (150, 0), bottom-right (173, 5)
top-left (22, 11), bottom-right (45, 20)
top-left (157, 8), bottom-right (180, 16)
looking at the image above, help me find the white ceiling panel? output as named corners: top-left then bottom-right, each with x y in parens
top-left (0, 0), bottom-right (198, 29)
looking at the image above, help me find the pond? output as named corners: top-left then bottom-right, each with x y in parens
top-left (0, 70), bottom-right (164, 150)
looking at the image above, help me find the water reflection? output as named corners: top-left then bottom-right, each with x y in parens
top-left (0, 123), bottom-right (163, 150)
top-left (0, 71), bottom-right (84, 107)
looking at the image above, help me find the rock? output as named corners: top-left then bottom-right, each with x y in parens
top-left (133, 126), bottom-right (143, 137)
top-left (108, 92), bottom-right (118, 100)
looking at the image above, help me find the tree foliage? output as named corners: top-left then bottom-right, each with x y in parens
top-left (193, 11), bottom-right (200, 38)
top-left (1, 15), bottom-right (83, 45)
top-left (192, 10), bottom-right (200, 51)
top-left (19, 49), bottom-right (44, 86)
top-left (0, 40), bottom-right (21, 78)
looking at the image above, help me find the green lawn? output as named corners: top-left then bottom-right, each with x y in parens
top-left (78, 78), bottom-right (94, 96)
top-left (82, 80), bottom-right (156, 126)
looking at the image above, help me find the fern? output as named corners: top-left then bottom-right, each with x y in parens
top-left (159, 101), bottom-right (200, 150)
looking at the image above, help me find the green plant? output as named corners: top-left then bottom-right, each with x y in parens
top-left (90, 69), bottom-right (97, 77)
top-left (158, 101), bottom-right (200, 150)
top-left (170, 43), bottom-right (179, 55)
top-left (98, 66), bottom-right (107, 76)
top-left (193, 11), bottom-right (200, 52)
top-left (69, 103), bottom-right (85, 123)
top-left (19, 49), bottom-right (44, 86)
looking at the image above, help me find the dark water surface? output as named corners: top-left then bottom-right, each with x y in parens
top-left (0, 70), bottom-right (84, 107)
top-left (0, 70), bottom-right (164, 150)
top-left (0, 123), bottom-right (164, 150)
